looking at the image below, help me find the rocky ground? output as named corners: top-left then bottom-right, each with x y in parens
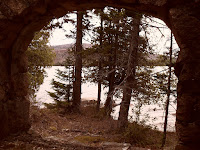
top-left (0, 102), bottom-right (176, 150)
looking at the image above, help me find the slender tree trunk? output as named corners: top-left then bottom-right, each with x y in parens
top-left (136, 102), bottom-right (142, 123)
top-left (72, 11), bottom-right (83, 112)
top-left (96, 9), bottom-right (103, 111)
top-left (104, 61), bottom-right (115, 116)
top-left (118, 13), bottom-right (140, 129)
top-left (161, 32), bottom-right (173, 148)
top-left (118, 87), bottom-right (132, 128)
top-left (97, 63), bottom-right (102, 111)
top-left (104, 20), bottom-right (118, 116)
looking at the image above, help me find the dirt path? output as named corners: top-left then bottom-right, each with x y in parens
top-left (0, 104), bottom-right (175, 150)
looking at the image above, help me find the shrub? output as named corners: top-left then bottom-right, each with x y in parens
top-left (122, 122), bottom-right (166, 148)
top-left (44, 101), bottom-right (73, 114)
top-left (123, 122), bottom-right (152, 146)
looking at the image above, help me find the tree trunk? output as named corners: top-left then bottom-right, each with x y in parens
top-left (72, 11), bottom-right (83, 112)
top-left (161, 32), bottom-right (173, 148)
top-left (118, 13), bottom-right (140, 129)
top-left (104, 63), bottom-right (115, 116)
top-left (118, 87), bottom-right (132, 129)
top-left (96, 9), bottom-right (103, 111)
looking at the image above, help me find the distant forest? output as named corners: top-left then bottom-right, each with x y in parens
top-left (52, 43), bottom-right (173, 66)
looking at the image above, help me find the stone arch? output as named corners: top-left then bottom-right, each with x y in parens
top-left (0, 1), bottom-right (200, 149)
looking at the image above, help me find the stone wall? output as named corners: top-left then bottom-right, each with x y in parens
top-left (0, 0), bottom-right (200, 149)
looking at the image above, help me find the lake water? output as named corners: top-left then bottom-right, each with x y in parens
top-left (36, 66), bottom-right (176, 131)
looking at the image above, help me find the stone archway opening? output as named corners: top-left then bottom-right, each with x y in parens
top-left (1, 1), bottom-right (200, 149)
top-left (43, 11), bottom-right (178, 130)
top-left (28, 10), bottom-right (177, 148)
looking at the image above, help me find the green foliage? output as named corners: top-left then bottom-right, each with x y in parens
top-left (27, 30), bottom-right (55, 98)
top-left (47, 65), bottom-right (74, 109)
top-left (153, 68), bottom-right (177, 101)
top-left (45, 61), bottom-right (74, 112)
top-left (151, 54), bottom-right (177, 66)
top-left (48, 80), bottom-right (72, 100)
top-left (88, 8), bottom-right (160, 99)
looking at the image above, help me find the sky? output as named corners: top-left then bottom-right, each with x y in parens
top-left (49, 14), bottom-right (76, 45)
top-left (49, 11), bottom-right (100, 46)
top-left (49, 13), bottom-right (179, 55)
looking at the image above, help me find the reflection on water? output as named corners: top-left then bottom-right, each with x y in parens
top-left (36, 66), bottom-right (176, 131)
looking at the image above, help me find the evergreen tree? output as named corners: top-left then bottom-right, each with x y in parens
top-left (86, 8), bottom-right (159, 118)
top-left (48, 11), bottom-right (92, 112)
top-left (27, 30), bottom-right (55, 100)
top-left (47, 59), bottom-right (74, 110)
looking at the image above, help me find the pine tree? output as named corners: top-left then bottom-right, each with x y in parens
top-left (48, 11), bottom-right (92, 112)
top-left (104, 8), bottom-right (120, 116)
top-left (72, 11), bottom-right (83, 112)
top-left (47, 63), bottom-right (74, 111)
top-left (86, 8), bottom-right (158, 119)
top-left (118, 12), bottom-right (141, 129)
